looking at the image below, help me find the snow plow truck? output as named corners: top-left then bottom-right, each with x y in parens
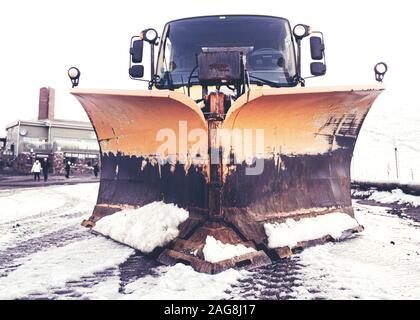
top-left (70, 15), bottom-right (385, 274)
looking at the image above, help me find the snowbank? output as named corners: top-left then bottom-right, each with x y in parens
top-left (202, 236), bottom-right (256, 263)
top-left (368, 189), bottom-right (420, 207)
top-left (93, 202), bottom-right (189, 253)
top-left (264, 212), bottom-right (360, 249)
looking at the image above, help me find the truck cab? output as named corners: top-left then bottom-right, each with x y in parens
top-left (129, 15), bottom-right (326, 101)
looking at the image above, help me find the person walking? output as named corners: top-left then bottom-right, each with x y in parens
top-left (65, 161), bottom-right (71, 179)
top-left (42, 158), bottom-right (50, 182)
top-left (93, 162), bottom-right (99, 178)
top-left (31, 160), bottom-right (41, 182)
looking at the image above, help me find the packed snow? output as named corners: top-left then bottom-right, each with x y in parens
top-left (0, 188), bottom-right (64, 224)
top-left (264, 212), bottom-right (360, 249)
top-left (121, 264), bottom-right (247, 300)
top-left (56, 263), bottom-right (247, 300)
top-left (0, 183), bottom-right (99, 250)
top-left (0, 237), bottom-right (134, 300)
top-left (202, 236), bottom-right (256, 263)
top-left (291, 202), bottom-right (420, 300)
top-left (368, 189), bottom-right (420, 207)
top-left (1, 183), bottom-right (419, 300)
top-left (93, 202), bottom-right (189, 253)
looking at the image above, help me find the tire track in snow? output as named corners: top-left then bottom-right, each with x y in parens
top-left (0, 227), bottom-right (91, 277)
top-left (1, 183), bottom-right (419, 300)
top-left (230, 202), bottom-right (420, 300)
top-left (20, 253), bottom-right (160, 300)
top-left (0, 183), bottom-right (162, 300)
top-left (228, 258), bottom-right (305, 300)
top-left (0, 184), bottom-right (99, 277)
top-left (0, 237), bottom-right (134, 300)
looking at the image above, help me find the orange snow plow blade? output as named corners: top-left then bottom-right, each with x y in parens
top-left (220, 86), bottom-right (383, 245)
top-left (72, 85), bottom-right (383, 273)
top-left (71, 89), bottom-right (208, 220)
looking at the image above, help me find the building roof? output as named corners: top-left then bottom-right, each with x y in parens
top-left (6, 118), bottom-right (94, 131)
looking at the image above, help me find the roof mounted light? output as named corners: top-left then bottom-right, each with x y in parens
top-left (374, 62), bottom-right (388, 82)
top-left (67, 67), bottom-right (81, 88)
top-left (141, 28), bottom-right (158, 43)
top-left (293, 24), bottom-right (311, 39)
top-left (375, 62), bottom-right (387, 75)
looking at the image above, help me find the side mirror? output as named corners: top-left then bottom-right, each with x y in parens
top-left (128, 29), bottom-right (158, 84)
top-left (310, 62), bottom-right (326, 76)
top-left (130, 39), bottom-right (144, 63)
top-left (310, 36), bottom-right (324, 60)
top-left (129, 65), bottom-right (144, 78)
top-left (129, 37), bottom-right (144, 79)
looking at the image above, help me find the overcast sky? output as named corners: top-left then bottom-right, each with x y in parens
top-left (0, 0), bottom-right (419, 133)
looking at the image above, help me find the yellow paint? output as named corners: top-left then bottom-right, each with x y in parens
top-left (71, 86), bottom-right (383, 162)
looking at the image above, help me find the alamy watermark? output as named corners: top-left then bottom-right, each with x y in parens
top-left (155, 121), bottom-right (265, 176)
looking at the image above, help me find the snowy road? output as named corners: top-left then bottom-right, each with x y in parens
top-left (0, 183), bottom-right (419, 300)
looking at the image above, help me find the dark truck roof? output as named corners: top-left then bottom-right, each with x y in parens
top-left (166, 14), bottom-right (290, 25)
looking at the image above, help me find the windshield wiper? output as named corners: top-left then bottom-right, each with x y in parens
top-left (187, 66), bottom-right (198, 97)
top-left (248, 75), bottom-right (283, 87)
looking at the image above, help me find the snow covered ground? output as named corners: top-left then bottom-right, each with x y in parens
top-left (0, 183), bottom-right (419, 300)
top-left (352, 101), bottom-right (420, 184)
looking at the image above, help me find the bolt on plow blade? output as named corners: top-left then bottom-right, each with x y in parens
top-left (72, 85), bottom-right (383, 273)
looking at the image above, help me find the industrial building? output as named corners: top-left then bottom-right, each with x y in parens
top-left (3, 87), bottom-right (100, 174)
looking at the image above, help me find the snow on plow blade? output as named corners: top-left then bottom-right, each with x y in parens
top-left (72, 85), bottom-right (383, 273)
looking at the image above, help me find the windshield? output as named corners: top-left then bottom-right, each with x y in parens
top-left (156, 15), bottom-right (297, 89)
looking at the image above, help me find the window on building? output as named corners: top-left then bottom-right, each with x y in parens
top-left (55, 138), bottom-right (99, 151)
top-left (63, 153), bottom-right (98, 166)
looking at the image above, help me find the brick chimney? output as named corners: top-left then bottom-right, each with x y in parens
top-left (38, 87), bottom-right (55, 120)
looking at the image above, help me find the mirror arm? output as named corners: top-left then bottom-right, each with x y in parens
top-left (303, 75), bottom-right (319, 80)
top-left (129, 35), bottom-right (156, 85)
top-left (147, 40), bottom-right (160, 90)
top-left (129, 76), bottom-right (150, 83)
top-left (295, 38), bottom-right (305, 86)
top-left (150, 42), bottom-right (155, 89)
